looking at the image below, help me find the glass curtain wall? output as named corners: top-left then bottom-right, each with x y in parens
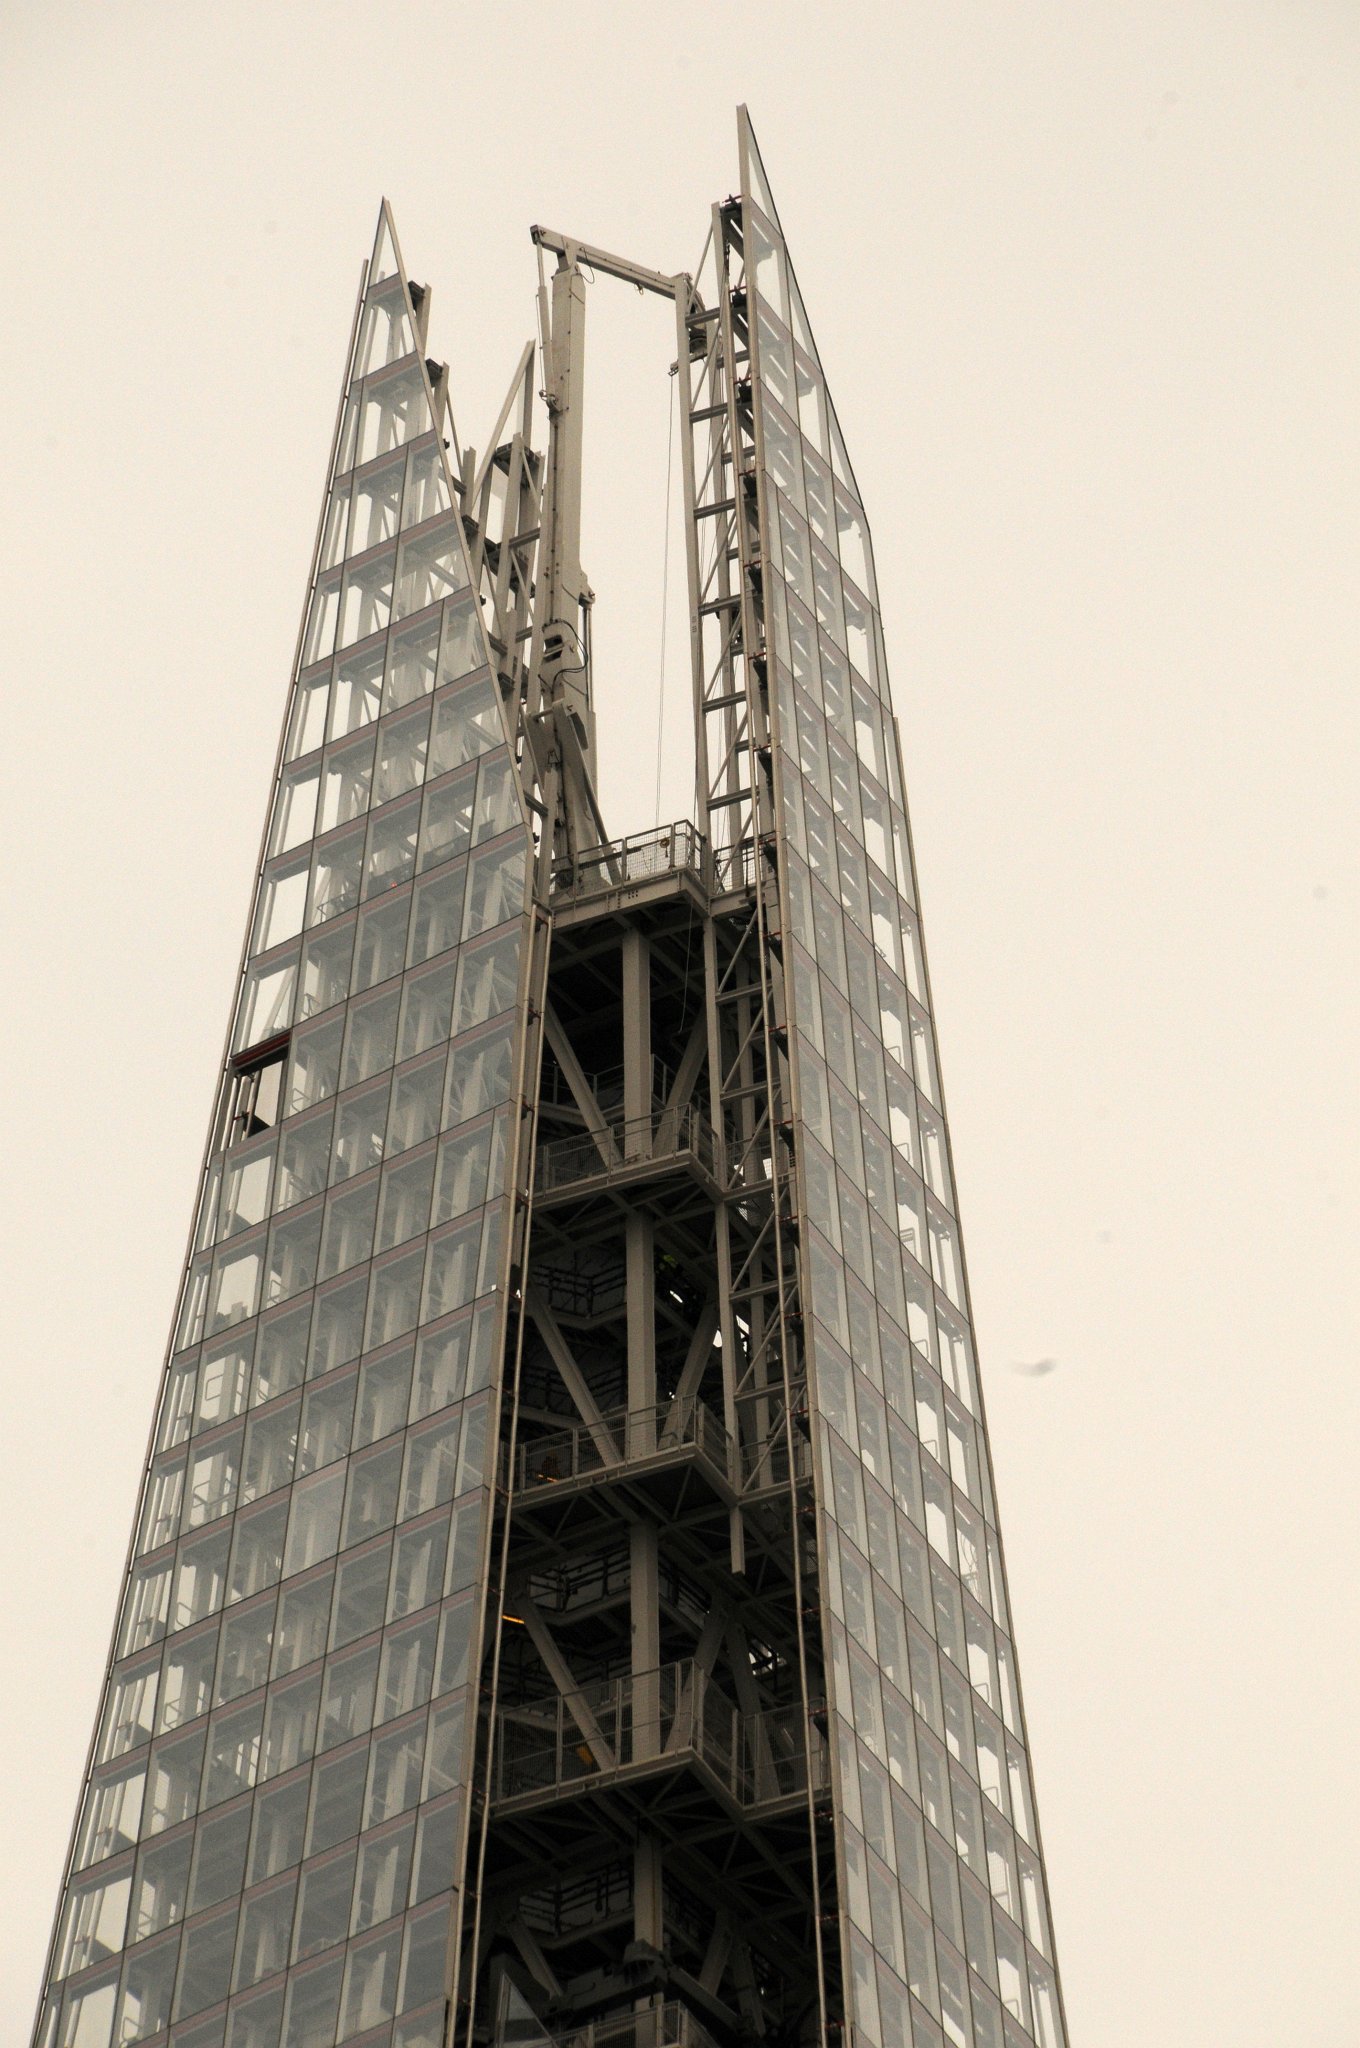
top-left (35, 206), bottom-right (533, 2048)
top-left (738, 115), bottom-right (1067, 2048)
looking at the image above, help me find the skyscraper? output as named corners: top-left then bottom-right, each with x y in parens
top-left (34, 111), bottom-right (1068, 2048)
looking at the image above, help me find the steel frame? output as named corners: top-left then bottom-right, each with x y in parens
top-left (442, 180), bottom-right (839, 2048)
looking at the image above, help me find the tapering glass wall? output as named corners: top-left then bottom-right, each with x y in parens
top-left (739, 119), bottom-right (1067, 2048)
top-left (35, 208), bottom-right (533, 2048)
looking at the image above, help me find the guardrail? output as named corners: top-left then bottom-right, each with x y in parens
top-left (710, 842), bottom-right (756, 894)
top-left (513, 1396), bottom-right (732, 1492)
top-left (547, 821), bottom-right (761, 902)
top-left (536, 1104), bottom-right (716, 1195)
top-left (552, 821), bottom-right (706, 900)
top-left (498, 2002), bottom-right (721, 2048)
top-left (539, 1053), bottom-right (672, 1115)
top-left (492, 1658), bottom-right (828, 1813)
top-left (510, 1402), bottom-right (809, 1499)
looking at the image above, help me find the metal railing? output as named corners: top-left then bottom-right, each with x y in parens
top-left (709, 841), bottom-right (756, 894)
top-left (526, 1549), bottom-right (707, 1630)
top-left (497, 2003), bottom-right (721, 2048)
top-left (492, 1658), bottom-right (828, 1813)
top-left (536, 1103), bottom-right (715, 1195)
top-left (531, 1259), bottom-right (627, 1319)
top-left (552, 821), bottom-right (705, 900)
top-left (513, 1396), bottom-right (732, 1492)
top-left (509, 1401), bottom-right (810, 1502)
top-left (539, 1052), bottom-right (672, 1115)
top-left (551, 2007), bottom-right (720, 2048)
top-left (546, 821), bottom-right (756, 905)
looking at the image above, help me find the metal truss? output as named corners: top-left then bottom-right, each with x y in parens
top-left (441, 192), bottom-right (839, 2048)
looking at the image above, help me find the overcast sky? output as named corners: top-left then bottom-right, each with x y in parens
top-left (1, 4), bottom-right (1356, 2044)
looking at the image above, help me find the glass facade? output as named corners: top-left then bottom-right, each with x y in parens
top-left (34, 207), bottom-right (534, 2048)
top-left (739, 117), bottom-right (1067, 2048)
top-left (34, 126), bottom-right (1071, 2048)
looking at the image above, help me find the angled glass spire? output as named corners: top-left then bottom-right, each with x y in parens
top-left (33, 128), bottom-right (1072, 2048)
top-left (34, 204), bottom-right (535, 2048)
top-left (739, 110), bottom-right (1068, 2048)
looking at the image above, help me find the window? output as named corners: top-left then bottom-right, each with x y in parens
top-left (227, 1041), bottom-right (289, 1143)
top-left (383, 1055), bottom-right (443, 1156)
top-left (235, 955), bottom-right (297, 1058)
top-left (55, 1869), bottom-right (130, 1978)
top-left (131, 1834), bottom-right (191, 1940)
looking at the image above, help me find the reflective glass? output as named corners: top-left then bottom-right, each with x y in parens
top-left (741, 108), bottom-right (1063, 2048)
top-left (39, 199), bottom-right (530, 2048)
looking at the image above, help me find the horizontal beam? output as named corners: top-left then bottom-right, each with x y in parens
top-left (531, 223), bottom-right (690, 303)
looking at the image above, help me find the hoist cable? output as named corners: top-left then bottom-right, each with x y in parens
top-left (654, 363), bottom-right (677, 827)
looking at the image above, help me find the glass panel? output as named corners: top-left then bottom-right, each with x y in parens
top-left (462, 839), bottom-right (524, 938)
top-left (740, 121), bottom-right (1068, 2048)
top-left (207, 1243), bottom-right (262, 1336)
top-left (408, 864), bottom-right (465, 967)
top-left (402, 437), bottom-right (451, 530)
top-left (339, 547), bottom-right (394, 650)
top-left (385, 616), bottom-right (442, 713)
top-left (471, 752), bottom-right (519, 843)
top-left (428, 674), bottom-right (502, 774)
top-left (298, 922), bottom-right (355, 1021)
top-left (287, 1016), bottom-right (343, 1114)
top-left (395, 520), bottom-right (464, 620)
top-left (341, 987), bottom-right (400, 1089)
top-left (365, 795), bottom-right (420, 898)
top-left (389, 1054), bottom-right (445, 1152)
top-left (40, 204), bottom-right (528, 2048)
top-left (436, 597), bottom-right (485, 690)
top-left (271, 765), bottom-right (320, 855)
top-left (264, 1205), bottom-right (321, 1306)
top-left (236, 962), bottom-right (296, 1054)
top-left (369, 211), bottom-right (399, 284)
top-left (331, 642), bottom-right (385, 740)
top-left (350, 451), bottom-right (406, 551)
top-left (353, 894), bottom-right (412, 994)
top-left (220, 1142), bottom-right (275, 1242)
top-left (302, 579), bottom-right (339, 668)
top-left (450, 930), bottom-right (520, 1032)
top-left (374, 704), bottom-right (431, 806)
top-left (277, 1107), bottom-right (334, 1209)
top-left (319, 1177), bottom-right (378, 1281)
top-left (358, 366), bottom-right (429, 464)
top-left (332, 1081), bottom-right (391, 1184)
top-left (377, 1151), bottom-right (435, 1251)
top-left (318, 732), bottom-right (375, 836)
top-left (309, 826), bottom-right (365, 927)
top-left (319, 482), bottom-right (350, 572)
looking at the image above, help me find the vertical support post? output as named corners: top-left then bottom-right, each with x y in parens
top-left (538, 259), bottom-right (594, 774)
top-left (633, 1832), bottom-right (664, 1956)
top-left (631, 1523), bottom-right (661, 1762)
top-left (626, 1221), bottom-right (655, 1457)
top-left (622, 928), bottom-right (652, 1155)
top-left (675, 284), bottom-right (709, 839)
top-left (704, 915), bottom-right (746, 1576)
top-left (527, 241), bottom-right (610, 871)
top-left (623, 926), bottom-right (657, 1461)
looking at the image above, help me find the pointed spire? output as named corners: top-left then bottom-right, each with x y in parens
top-left (292, 203), bottom-right (516, 756)
top-left (738, 108), bottom-right (873, 647)
top-left (732, 112), bottom-right (1069, 2048)
top-left (738, 106), bottom-right (784, 233)
top-left (369, 198), bottom-right (400, 283)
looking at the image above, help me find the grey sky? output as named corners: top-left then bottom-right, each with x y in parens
top-left (1, 4), bottom-right (1356, 2043)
